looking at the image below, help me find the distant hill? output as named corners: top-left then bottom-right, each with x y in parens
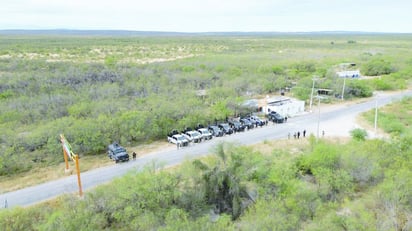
top-left (0, 29), bottom-right (406, 37)
top-left (0, 29), bottom-right (193, 37)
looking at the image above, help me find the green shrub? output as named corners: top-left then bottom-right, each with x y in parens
top-left (297, 143), bottom-right (340, 174)
top-left (0, 206), bottom-right (50, 231)
top-left (361, 59), bottom-right (395, 76)
top-left (345, 80), bottom-right (373, 98)
top-left (372, 75), bottom-right (406, 90)
top-left (350, 128), bottom-right (368, 141)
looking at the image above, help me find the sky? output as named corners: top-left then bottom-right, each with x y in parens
top-left (1, 0), bottom-right (412, 33)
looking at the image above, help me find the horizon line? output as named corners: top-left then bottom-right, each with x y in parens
top-left (1, 29), bottom-right (411, 35)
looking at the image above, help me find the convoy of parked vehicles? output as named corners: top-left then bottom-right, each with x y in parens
top-left (109, 113), bottom-right (286, 162)
top-left (166, 113), bottom-right (286, 147)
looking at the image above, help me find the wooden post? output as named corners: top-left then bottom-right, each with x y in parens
top-left (63, 150), bottom-right (69, 171)
top-left (60, 135), bottom-right (69, 171)
top-left (60, 134), bottom-right (83, 197)
top-left (74, 155), bottom-right (83, 197)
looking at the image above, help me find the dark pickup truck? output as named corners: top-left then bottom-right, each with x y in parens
top-left (268, 111), bottom-right (285, 123)
top-left (107, 142), bottom-right (130, 163)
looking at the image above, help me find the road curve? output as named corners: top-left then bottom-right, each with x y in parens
top-left (1, 90), bottom-right (411, 209)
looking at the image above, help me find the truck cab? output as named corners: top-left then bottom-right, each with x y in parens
top-left (107, 142), bottom-right (130, 163)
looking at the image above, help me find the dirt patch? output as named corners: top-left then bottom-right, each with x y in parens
top-left (127, 141), bottom-right (176, 158)
top-left (134, 54), bottom-right (196, 64)
top-left (0, 155), bottom-right (113, 193)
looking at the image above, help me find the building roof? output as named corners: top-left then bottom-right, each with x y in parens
top-left (339, 63), bottom-right (356, 68)
top-left (266, 96), bottom-right (294, 106)
top-left (242, 99), bottom-right (259, 108)
top-left (337, 70), bottom-right (361, 78)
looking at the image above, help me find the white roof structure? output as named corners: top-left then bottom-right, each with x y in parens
top-left (337, 70), bottom-right (361, 78)
top-left (267, 96), bottom-right (292, 105)
top-left (264, 96), bottom-right (305, 117)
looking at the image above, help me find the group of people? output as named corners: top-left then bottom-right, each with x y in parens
top-left (289, 130), bottom-right (306, 139)
top-left (288, 130), bottom-right (326, 139)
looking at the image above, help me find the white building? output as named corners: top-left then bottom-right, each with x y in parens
top-left (336, 70), bottom-right (361, 78)
top-left (263, 96), bottom-right (305, 117)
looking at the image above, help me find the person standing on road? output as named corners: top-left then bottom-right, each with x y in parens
top-left (132, 152), bottom-right (137, 160)
top-left (297, 131), bottom-right (300, 139)
top-left (303, 130), bottom-right (306, 138)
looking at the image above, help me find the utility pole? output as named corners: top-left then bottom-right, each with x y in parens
top-left (309, 77), bottom-right (317, 112)
top-left (374, 98), bottom-right (378, 136)
top-left (317, 95), bottom-right (321, 140)
top-left (341, 77), bottom-right (346, 101)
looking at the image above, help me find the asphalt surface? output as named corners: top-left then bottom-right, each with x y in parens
top-left (1, 90), bottom-right (411, 209)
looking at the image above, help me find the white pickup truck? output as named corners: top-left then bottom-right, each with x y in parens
top-left (197, 128), bottom-right (213, 141)
top-left (184, 130), bottom-right (202, 143)
top-left (167, 131), bottom-right (189, 147)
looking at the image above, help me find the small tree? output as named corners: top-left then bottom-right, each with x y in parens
top-left (192, 143), bottom-right (254, 220)
top-left (361, 59), bottom-right (394, 76)
top-left (350, 128), bottom-right (368, 141)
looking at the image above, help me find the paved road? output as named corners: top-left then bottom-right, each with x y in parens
top-left (1, 90), bottom-right (411, 208)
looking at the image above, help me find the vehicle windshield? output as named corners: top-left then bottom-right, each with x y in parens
top-left (221, 124), bottom-right (230, 129)
top-left (177, 136), bottom-right (186, 141)
top-left (114, 148), bottom-right (126, 154)
top-left (199, 128), bottom-right (209, 134)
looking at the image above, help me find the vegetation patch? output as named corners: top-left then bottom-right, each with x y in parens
top-left (1, 34), bottom-right (412, 177)
top-left (0, 34), bottom-right (412, 230)
top-left (1, 128), bottom-right (411, 230)
top-left (1, 97), bottom-right (412, 229)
